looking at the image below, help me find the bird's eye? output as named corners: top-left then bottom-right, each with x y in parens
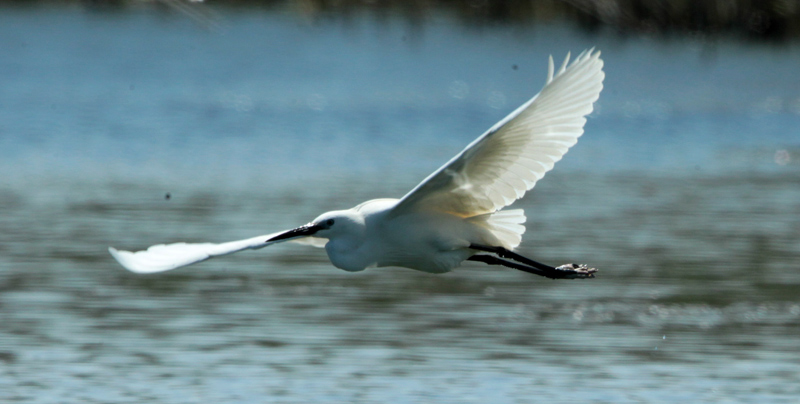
top-left (326, 219), bottom-right (335, 227)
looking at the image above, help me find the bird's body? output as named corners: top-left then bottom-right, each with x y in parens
top-left (317, 198), bottom-right (520, 273)
top-left (110, 50), bottom-right (605, 279)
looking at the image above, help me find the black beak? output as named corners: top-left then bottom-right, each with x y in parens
top-left (267, 222), bottom-right (324, 242)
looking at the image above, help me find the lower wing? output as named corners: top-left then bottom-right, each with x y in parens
top-left (109, 231), bottom-right (325, 274)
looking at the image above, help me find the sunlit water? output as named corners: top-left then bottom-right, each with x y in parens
top-left (1, 6), bottom-right (800, 403)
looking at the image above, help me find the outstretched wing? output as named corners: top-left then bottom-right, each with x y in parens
top-left (392, 50), bottom-right (604, 217)
top-left (109, 231), bottom-right (324, 274)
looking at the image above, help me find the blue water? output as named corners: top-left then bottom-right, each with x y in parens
top-left (1, 5), bottom-right (800, 403)
top-left (3, 7), bottom-right (799, 185)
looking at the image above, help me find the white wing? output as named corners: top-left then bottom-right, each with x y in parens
top-left (393, 49), bottom-right (604, 217)
top-left (109, 231), bottom-right (323, 274)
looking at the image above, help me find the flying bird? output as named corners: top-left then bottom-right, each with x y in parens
top-left (110, 50), bottom-right (605, 279)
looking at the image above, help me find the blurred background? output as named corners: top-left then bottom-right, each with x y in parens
top-left (1, 1), bottom-right (799, 402)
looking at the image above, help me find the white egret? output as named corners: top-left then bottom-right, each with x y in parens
top-left (110, 49), bottom-right (604, 279)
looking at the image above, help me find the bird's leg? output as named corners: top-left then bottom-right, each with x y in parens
top-left (467, 255), bottom-right (559, 279)
top-left (469, 244), bottom-right (553, 271)
top-left (468, 244), bottom-right (597, 279)
top-left (468, 254), bottom-right (595, 279)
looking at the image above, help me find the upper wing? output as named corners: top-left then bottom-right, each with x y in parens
top-left (392, 49), bottom-right (604, 217)
top-left (109, 230), bottom-right (322, 274)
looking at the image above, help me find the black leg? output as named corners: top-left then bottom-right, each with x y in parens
top-left (469, 244), bottom-right (556, 272)
top-left (467, 254), bottom-right (558, 279)
top-left (468, 244), bottom-right (597, 279)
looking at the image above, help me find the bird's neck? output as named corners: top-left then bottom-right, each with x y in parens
top-left (325, 236), bottom-right (372, 272)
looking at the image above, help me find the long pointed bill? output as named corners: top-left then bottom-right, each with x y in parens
top-left (267, 222), bottom-right (325, 243)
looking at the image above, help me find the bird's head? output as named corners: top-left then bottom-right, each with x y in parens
top-left (266, 210), bottom-right (363, 243)
top-left (309, 210), bottom-right (365, 240)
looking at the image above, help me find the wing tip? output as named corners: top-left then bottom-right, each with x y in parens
top-left (109, 245), bottom-right (135, 271)
top-left (559, 51), bottom-right (571, 75)
top-left (546, 47), bottom-right (603, 88)
top-left (108, 245), bottom-right (163, 274)
top-left (108, 246), bottom-right (125, 264)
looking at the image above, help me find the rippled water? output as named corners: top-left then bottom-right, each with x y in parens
top-left (1, 5), bottom-right (799, 403)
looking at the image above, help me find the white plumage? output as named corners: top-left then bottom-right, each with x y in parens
top-left (394, 49), bottom-right (603, 217)
top-left (110, 50), bottom-right (604, 277)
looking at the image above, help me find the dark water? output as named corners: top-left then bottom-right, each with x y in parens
top-left (1, 6), bottom-right (800, 403)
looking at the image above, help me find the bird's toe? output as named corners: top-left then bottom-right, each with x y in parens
top-left (555, 263), bottom-right (597, 279)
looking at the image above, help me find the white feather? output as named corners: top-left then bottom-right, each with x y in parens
top-left (392, 49), bottom-right (604, 217)
top-left (110, 231), bottom-right (295, 273)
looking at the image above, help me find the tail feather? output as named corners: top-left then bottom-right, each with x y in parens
top-left (468, 209), bottom-right (527, 249)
